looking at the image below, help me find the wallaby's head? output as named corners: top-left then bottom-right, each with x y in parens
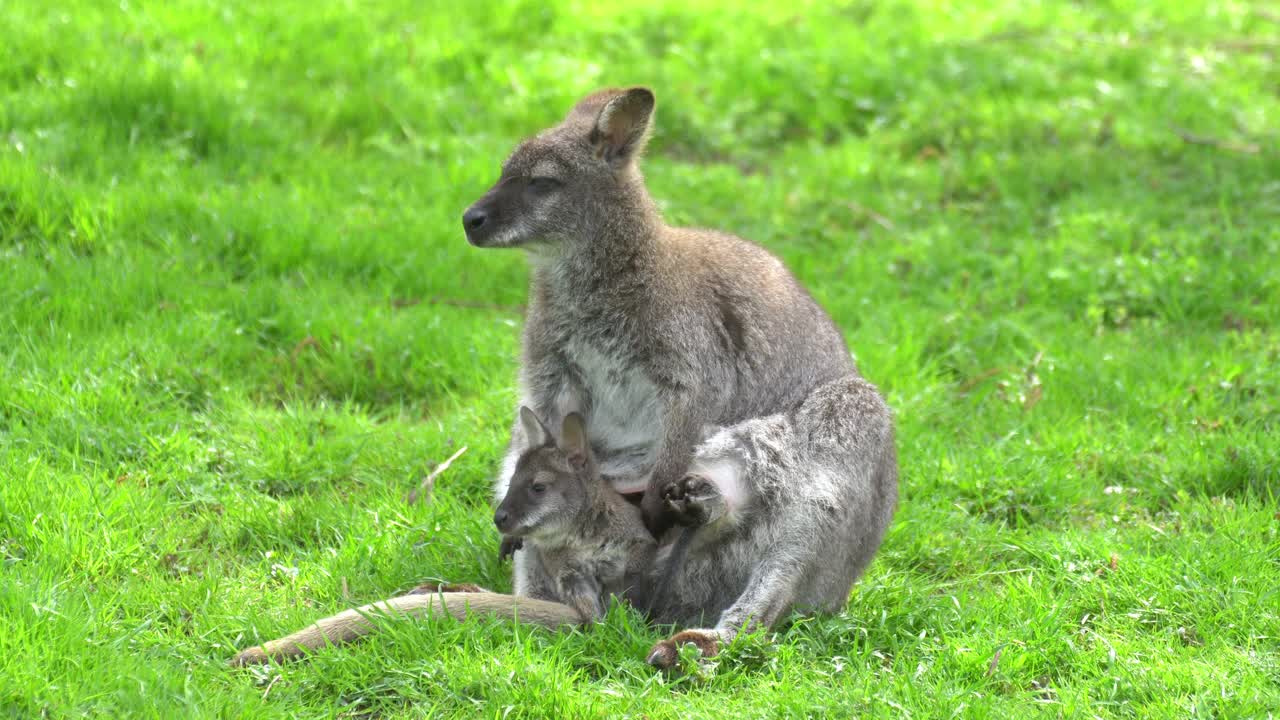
top-left (494, 407), bottom-right (600, 539)
top-left (462, 87), bottom-right (656, 249)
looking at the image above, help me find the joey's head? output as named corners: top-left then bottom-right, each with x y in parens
top-left (462, 87), bottom-right (658, 249)
top-left (494, 408), bottom-right (600, 540)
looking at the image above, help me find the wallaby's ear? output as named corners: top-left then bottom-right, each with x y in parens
top-left (559, 412), bottom-right (589, 470)
top-left (519, 406), bottom-right (552, 448)
top-left (589, 87), bottom-right (655, 169)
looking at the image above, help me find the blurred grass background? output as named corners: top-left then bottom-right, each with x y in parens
top-left (1, 1), bottom-right (1277, 717)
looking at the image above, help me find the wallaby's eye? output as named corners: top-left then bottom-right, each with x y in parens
top-left (527, 177), bottom-right (561, 194)
top-left (530, 482), bottom-right (547, 494)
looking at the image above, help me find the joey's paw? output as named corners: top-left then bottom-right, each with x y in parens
top-left (641, 488), bottom-right (675, 537)
top-left (661, 474), bottom-right (723, 526)
top-left (498, 536), bottom-right (524, 563)
top-left (646, 629), bottom-right (722, 670)
top-left (407, 582), bottom-right (490, 595)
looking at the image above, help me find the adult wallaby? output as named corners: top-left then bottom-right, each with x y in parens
top-left (228, 87), bottom-right (897, 668)
top-left (494, 407), bottom-right (656, 622)
top-left (467, 86), bottom-right (898, 664)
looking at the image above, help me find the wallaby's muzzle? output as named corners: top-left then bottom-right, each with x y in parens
top-left (462, 196), bottom-right (496, 246)
top-left (462, 177), bottom-right (524, 247)
top-left (462, 206), bottom-right (488, 236)
top-left (493, 508), bottom-right (514, 533)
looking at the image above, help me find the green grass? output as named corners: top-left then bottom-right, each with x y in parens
top-left (2, 0), bottom-right (1278, 717)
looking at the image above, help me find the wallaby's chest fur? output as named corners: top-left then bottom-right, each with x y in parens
top-left (527, 260), bottom-right (666, 491)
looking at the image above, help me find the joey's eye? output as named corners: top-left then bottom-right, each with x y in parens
top-left (527, 176), bottom-right (561, 194)
top-left (530, 482), bottom-right (547, 494)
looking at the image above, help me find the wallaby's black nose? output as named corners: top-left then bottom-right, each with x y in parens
top-left (463, 207), bottom-right (488, 232)
top-left (493, 509), bottom-right (509, 529)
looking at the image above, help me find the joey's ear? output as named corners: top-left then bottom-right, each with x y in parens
top-left (589, 87), bottom-right (655, 168)
top-left (519, 406), bottom-right (552, 448)
top-left (559, 412), bottom-right (589, 469)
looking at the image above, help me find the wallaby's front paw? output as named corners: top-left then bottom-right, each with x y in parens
top-left (498, 536), bottom-right (524, 563)
top-left (646, 629), bottom-right (722, 670)
top-left (407, 582), bottom-right (491, 595)
top-left (661, 474), bottom-right (725, 526)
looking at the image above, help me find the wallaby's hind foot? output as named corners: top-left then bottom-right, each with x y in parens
top-left (646, 628), bottom-right (723, 670)
top-left (406, 582), bottom-right (491, 595)
top-left (661, 474), bottom-right (726, 527)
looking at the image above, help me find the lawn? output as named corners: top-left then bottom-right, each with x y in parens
top-left (2, 1), bottom-right (1278, 717)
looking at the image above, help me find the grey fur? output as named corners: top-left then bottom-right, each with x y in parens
top-left (646, 375), bottom-right (897, 636)
top-left (465, 87), bottom-right (898, 657)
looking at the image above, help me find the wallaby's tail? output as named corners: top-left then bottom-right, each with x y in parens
top-left (229, 592), bottom-right (583, 667)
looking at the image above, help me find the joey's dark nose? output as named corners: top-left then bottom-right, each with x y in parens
top-left (463, 207), bottom-right (488, 233)
top-left (493, 509), bottom-right (509, 530)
